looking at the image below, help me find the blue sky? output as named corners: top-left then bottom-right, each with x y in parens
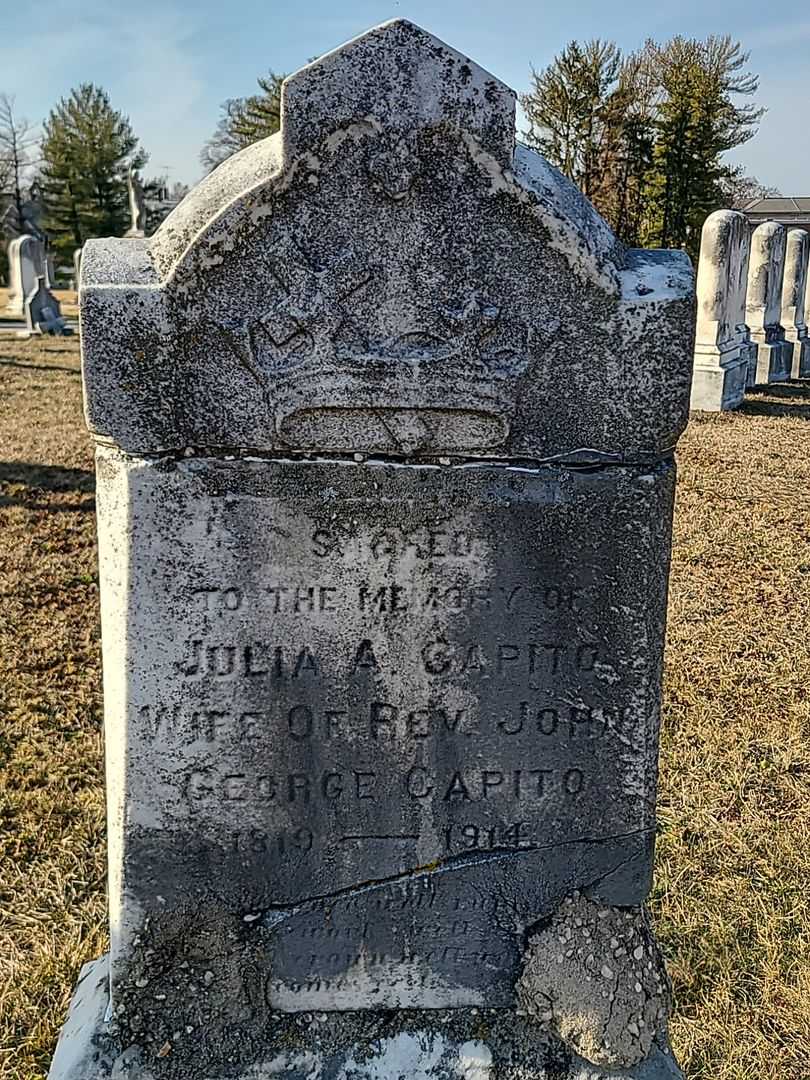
top-left (3, 0), bottom-right (809, 192)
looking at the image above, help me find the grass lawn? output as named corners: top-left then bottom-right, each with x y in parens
top-left (0, 335), bottom-right (808, 1079)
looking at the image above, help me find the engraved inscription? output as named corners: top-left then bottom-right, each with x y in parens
top-left (122, 460), bottom-right (665, 1010)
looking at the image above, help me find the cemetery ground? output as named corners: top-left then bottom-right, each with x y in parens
top-left (0, 335), bottom-right (807, 1080)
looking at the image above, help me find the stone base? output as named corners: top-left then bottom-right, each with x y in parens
top-left (753, 340), bottom-right (792, 385)
top-left (50, 955), bottom-right (683, 1080)
top-left (744, 341), bottom-right (758, 388)
top-left (690, 355), bottom-right (748, 411)
top-left (786, 334), bottom-right (810, 379)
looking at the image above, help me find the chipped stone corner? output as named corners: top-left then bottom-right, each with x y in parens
top-left (516, 893), bottom-right (671, 1070)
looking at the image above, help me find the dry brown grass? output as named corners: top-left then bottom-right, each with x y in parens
top-left (656, 388), bottom-right (810, 1077)
top-left (0, 336), bottom-right (104, 1080)
top-left (0, 337), bottom-right (808, 1079)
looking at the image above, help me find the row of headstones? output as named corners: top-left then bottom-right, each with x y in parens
top-left (691, 210), bottom-right (810, 411)
top-left (4, 234), bottom-right (72, 335)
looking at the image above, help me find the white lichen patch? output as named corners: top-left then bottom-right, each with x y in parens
top-left (516, 894), bottom-right (670, 1069)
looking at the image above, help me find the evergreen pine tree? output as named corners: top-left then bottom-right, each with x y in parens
top-left (201, 72), bottom-right (284, 172)
top-left (40, 84), bottom-right (146, 259)
top-left (522, 35), bottom-right (762, 255)
top-left (641, 36), bottom-right (762, 256)
top-left (521, 40), bottom-right (624, 204)
top-left (521, 41), bottom-right (655, 240)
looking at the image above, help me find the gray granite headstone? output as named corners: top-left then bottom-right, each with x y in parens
top-left (50, 19), bottom-right (693, 1080)
top-left (22, 275), bottom-right (71, 336)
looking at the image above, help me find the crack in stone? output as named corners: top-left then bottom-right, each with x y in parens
top-left (91, 444), bottom-right (675, 470)
top-left (250, 828), bottom-right (654, 926)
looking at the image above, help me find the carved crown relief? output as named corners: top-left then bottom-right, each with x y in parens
top-left (250, 242), bottom-right (375, 368)
top-left (191, 107), bottom-right (548, 457)
top-left (231, 213), bottom-right (539, 455)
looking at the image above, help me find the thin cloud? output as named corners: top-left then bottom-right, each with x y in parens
top-left (0, 0), bottom-right (207, 184)
top-left (748, 20), bottom-right (810, 50)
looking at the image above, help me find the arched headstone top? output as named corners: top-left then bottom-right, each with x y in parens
top-left (82, 19), bottom-right (693, 462)
top-left (694, 209), bottom-right (750, 348)
top-left (149, 19), bottom-right (621, 289)
top-left (747, 220), bottom-right (788, 331)
top-left (781, 228), bottom-right (810, 330)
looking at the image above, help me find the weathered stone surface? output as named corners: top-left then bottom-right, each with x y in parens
top-left (781, 228), bottom-right (810, 379)
top-left (97, 452), bottom-right (670, 1016)
top-left (54, 18), bottom-right (691, 1080)
top-left (48, 958), bottom-right (112, 1080)
top-left (745, 220), bottom-right (793, 384)
top-left (81, 22), bottom-right (693, 463)
top-left (690, 209), bottom-right (754, 411)
top-left (517, 895), bottom-right (670, 1070)
top-left (50, 954), bottom-right (683, 1080)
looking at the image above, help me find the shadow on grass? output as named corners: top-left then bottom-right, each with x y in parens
top-left (740, 381), bottom-right (810, 420)
top-left (0, 357), bottom-right (80, 375)
top-left (0, 461), bottom-right (95, 511)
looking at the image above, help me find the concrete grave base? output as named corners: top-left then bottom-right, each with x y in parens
top-left (51, 954), bottom-right (683, 1080)
top-left (689, 351), bottom-right (749, 411)
top-left (786, 334), bottom-right (810, 380)
top-left (752, 340), bottom-right (792, 385)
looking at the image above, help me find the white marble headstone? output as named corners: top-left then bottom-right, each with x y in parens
top-left (746, 220), bottom-right (793, 385)
top-left (780, 228), bottom-right (810, 379)
top-left (51, 19), bottom-right (692, 1080)
top-left (690, 209), bottom-right (754, 411)
top-left (5, 235), bottom-right (43, 318)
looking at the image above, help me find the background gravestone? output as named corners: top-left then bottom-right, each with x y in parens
top-left (50, 20), bottom-right (693, 1080)
top-left (745, 220), bottom-right (792, 385)
top-left (690, 209), bottom-right (754, 411)
top-left (73, 246), bottom-right (83, 293)
top-left (780, 228), bottom-right (810, 379)
top-left (5, 234), bottom-right (43, 317)
top-left (23, 275), bottom-right (70, 336)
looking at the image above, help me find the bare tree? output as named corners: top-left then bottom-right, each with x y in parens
top-left (719, 166), bottom-right (780, 210)
top-left (0, 94), bottom-right (39, 234)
